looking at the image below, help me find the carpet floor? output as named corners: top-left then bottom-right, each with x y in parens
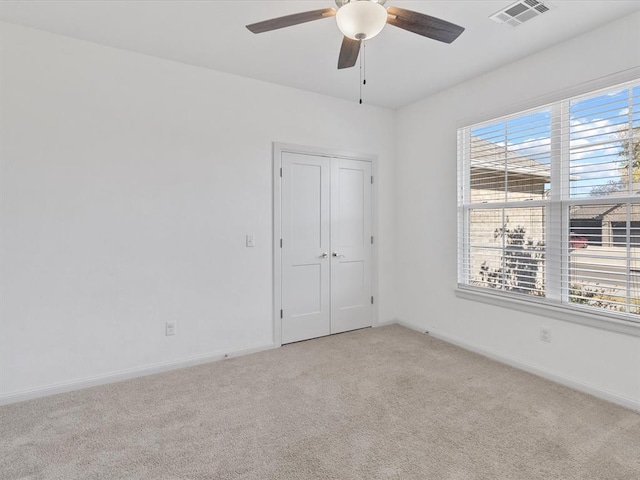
top-left (1, 325), bottom-right (639, 479)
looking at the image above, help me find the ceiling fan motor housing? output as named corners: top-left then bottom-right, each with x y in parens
top-left (336, 0), bottom-right (388, 40)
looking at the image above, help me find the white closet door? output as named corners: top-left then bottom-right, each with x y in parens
top-left (330, 158), bottom-right (372, 334)
top-left (281, 152), bottom-right (331, 344)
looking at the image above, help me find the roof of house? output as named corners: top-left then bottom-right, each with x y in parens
top-left (571, 204), bottom-right (625, 220)
top-left (470, 136), bottom-right (551, 181)
top-left (570, 203), bottom-right (640, 222)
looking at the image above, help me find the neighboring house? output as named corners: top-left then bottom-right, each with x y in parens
top-left (469, 136), bottom-right (640, 295)
top-left (570, 203), bottom-right (640, 247)
top-left (570, 203), bottom-right (640, 294)
top-left (470, 136), bottom-right (550, 203)
top-left (468, 136), bottom-right (549, 293)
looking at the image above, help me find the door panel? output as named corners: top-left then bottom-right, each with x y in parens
top-left (337, 168), bottom-right (365, 246)
top-left (291, 164), bottom-right (323, 248)
top-left (290, 264), bottom-right (322, 316)
top-left (281, 152), bottom-right (331, 344)
top-left (331, 158), bottom-right (372, 334)
top-left (334, 260), bottom-right (365, 309)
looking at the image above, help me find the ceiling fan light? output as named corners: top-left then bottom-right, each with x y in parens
top-left (336, 1), bottom-right (387, 40)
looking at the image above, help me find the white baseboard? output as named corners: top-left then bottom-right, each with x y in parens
top-left (0, 342), bottom-right (276, 406)
top-left (426, 329), bottom-right (640, 413)
top-left (6, 323), bottom-right (638, 413)
top-left (395, 319), bottom-right (428, 334)
top-left (375, 318), bottom-right (427, 333)
top-left (374, 318), bottom-right (398, 328)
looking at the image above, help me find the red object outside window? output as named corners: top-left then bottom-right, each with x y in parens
top-left (570, 236), bottom-right (588, 249)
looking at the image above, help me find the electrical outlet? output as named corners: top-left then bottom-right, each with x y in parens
top-left (540, 326), bottom-right (551, 343)
top-left (166, 321), bottom-right (177, 336)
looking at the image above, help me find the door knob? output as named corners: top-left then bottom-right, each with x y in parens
top-left (332, 252), bottom-right (345, 257)
top-left (318, 252), bottom-right (328, 258)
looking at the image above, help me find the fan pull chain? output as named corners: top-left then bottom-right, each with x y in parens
top-left (359, 41), bottom-right (363, 105)
top-left (359, 41), bottom-right (367, 105)
top-left (363, 40), bottom-right (367, 86)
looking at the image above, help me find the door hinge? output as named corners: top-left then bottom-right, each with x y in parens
top-left (371, 235), bottom-right (374, 244)
top-left (280, 238), bottom-right (283, 248)
top-left (371, 296), bottom-right (374, 304)
top-left (371, 175), bottom-right (374, 184)
top-left (280, 309), bottom-right (283, 319)
top-left (280, 167), bottom-right (283, 177)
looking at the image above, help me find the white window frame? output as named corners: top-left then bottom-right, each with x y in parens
top-left (457, 78), bottom-right (640, 337)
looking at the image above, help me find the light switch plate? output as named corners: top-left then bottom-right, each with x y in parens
top-left (166, 321), bottom-right (177, 336)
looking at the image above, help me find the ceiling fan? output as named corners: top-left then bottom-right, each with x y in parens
top-left (246, 0), bottom-right (465, 70)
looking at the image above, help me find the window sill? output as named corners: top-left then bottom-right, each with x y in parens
top-left (455, 286), bottom-right (640, 337)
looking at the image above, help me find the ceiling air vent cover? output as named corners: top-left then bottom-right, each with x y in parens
top-left (490, 0), bottom-right (552, 27)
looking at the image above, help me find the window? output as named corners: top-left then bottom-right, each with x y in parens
top-left (458, 80), bottom-right (640, 324)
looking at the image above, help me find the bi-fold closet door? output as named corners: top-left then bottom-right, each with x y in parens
top-left (281, 151), bottom-right (372, 344)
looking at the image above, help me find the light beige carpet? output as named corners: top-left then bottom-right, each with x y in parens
top-left (1, 325), bottom-right (639, 479)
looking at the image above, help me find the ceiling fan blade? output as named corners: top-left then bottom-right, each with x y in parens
top-left (337, 36), bottom-right (361, 70)
top-left (246, 8), bottom-right (336, 34)
top-left (386, 6), bottom-right (464, 44)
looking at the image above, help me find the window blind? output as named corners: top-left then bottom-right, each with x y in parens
top-left (458, 80), bottom-right (640, 323)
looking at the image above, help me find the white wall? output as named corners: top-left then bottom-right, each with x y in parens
top-left (0, 22), bottom-right (397, 400)
top-left (3, 11), bottom-right (639, 409)
top-left (396, 12), bottom-right (640, 408)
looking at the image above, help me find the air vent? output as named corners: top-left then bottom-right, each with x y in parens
top-left (490, 0), bottom-right (553, 26)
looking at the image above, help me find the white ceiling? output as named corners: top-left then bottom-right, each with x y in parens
top-left (1, 1), bottom-right (639, 109)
